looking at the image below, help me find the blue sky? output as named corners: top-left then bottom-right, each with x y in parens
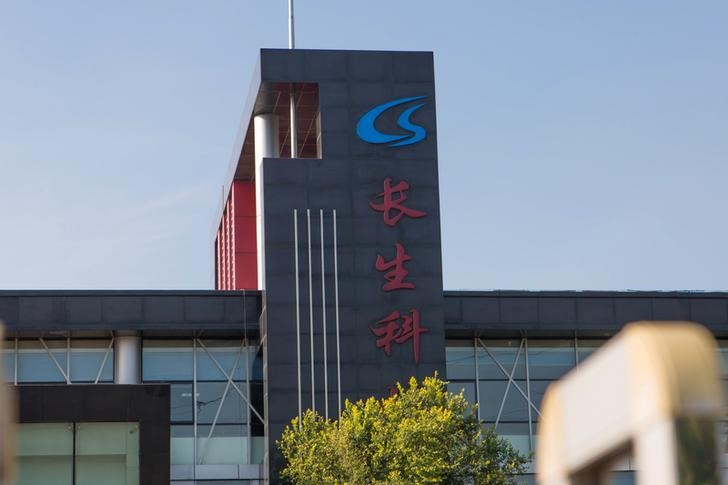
top-left (1, 1), bottom-right (726, 290)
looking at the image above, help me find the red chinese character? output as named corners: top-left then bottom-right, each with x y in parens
top-left (371, 309), bottom-right (429, 364)
top-left (375, 242), bottom-right (414, 292)
top-left (369, 178), bottom-right (427, 227)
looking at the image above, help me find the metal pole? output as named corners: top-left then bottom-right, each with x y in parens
top-left (288, 0), bottom-right (295, 49)
top-left (333, 210), bottom-right (342, 416)
top-left (193, 337), bottom-right (198, 473)
top-left (524, 337), bottom-right (533, 453)
top-left (307, 209), bottom-right (315, 412)
top-left (320, 210), bottom-right (328, 419)
top-left (473, 338), bottom-right (481, 422)
top-left (288, 0), bottom-right (297, 158)
top-left (294, 210), bottom-right (302, 425)
top-left (114, 334), bottom-right (141, 384)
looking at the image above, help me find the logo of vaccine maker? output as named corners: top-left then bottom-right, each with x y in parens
top-left (356, 96), bottom-right (428, 147)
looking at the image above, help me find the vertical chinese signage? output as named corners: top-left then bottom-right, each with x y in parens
top-left (369, 178), bottom-right (429, 364)
top-left (355, 91), bottom-right (440, 368)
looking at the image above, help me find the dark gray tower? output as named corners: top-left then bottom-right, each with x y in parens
top-left (229, 49), bottom-right (446, 480)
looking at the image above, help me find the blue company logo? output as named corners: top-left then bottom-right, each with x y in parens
top-left (356, 96), bottom-right (428, 147)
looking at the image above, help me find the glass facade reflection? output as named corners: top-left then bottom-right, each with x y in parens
top-left (446, 335), bottom-right (728, 481)
top-left (446, 337), bottom-right (609, 456)
top-left (142, 339), bottom-right (265, 468)
top-left (15, 422), bottom-right (139, 485)
top-left (2, 338), bottom-right (113, 384)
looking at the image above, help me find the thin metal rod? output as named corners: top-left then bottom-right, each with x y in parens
top-left (495, 341), bottom-right (525, 428)
top-left (294, 210), bottom-right (302, 424)
top-left (40, 337), bottom-right (70, 384)
top-left (290, 84), bottom-right (298, 157)
top-left (524, 337), bottom-right (534, 452)
top-left (333, 209), bottom-right (341, 416)
top-left (193, 338), bottom-right (198, 471)
top-left (288, 0), bottom-right (295, 49)
top-left (14, 336), bottom-right (18, 385)
top-left (66, 336), bottom-right (71, 381)
top-left (94, 336), bottom-right (115, 384)
top-left (198, 341), bottom-right (245, 464)
top-left (243, 291), bottom-right (252, 464)
top-left (477, 338), bottom-right (541, 417)
top-left (320, 210), bottom-right (328, 419)
top-left (197, 339), bottom-right (265, 423)
top-left (307, 209), bottom-right (315, 412)
top-left (245, 338), bottom-right (252, 464)
top-left (473, 338), bottom-right (481, 422)
top-left (288, 0), bottom-right (297, 157)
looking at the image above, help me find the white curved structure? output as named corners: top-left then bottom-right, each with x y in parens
top-left (537, 321), bottom-right (724, 485)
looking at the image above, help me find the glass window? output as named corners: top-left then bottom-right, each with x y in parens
top-left (494, 422), bottom-right (531, 455)
top-left (445, 342), bottom-right (475, 380)
top-left (3, 340), bottom-right (14, 383)
top-left (527, 340), bottom-right (575, 379)
top-left (196, 340), bottom-right (248, 381)
top-left (75, 422), bottom-right (139, 485)
top-left (171, 425), bottom-right (194, 465)
top-left (15, 423), bottom-right (74, 485)
top-left (16, 422), bottom-right (139, 485)
top-left (171, 383), bottom-right (194, 423)
top-left (197, 382), bottom-right (248, 424)
top-left (17, 340), bottom-right (67, 382)
top-left (479, 380), bottom-right (529, 422)
top-left (577, 339), bottom-right (607, 365)
top-left (528, 380), bottom-right (555, 418)
top-left (142, 340), bottom-right (193, 381)
top-left (70, 340), bottom-right (113, 382)
top-left (250, 347), bottom-right (264, 381)
top-left (197, 424), bottom-right (248, 465)
top-left (477, 340), bottom-right (525, 379)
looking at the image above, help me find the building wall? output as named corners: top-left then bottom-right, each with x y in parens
top-left (254, 49), bottom-right (446, 479)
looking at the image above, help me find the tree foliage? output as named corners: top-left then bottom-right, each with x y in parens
top-left (277, 374), bottom-right (529, 484)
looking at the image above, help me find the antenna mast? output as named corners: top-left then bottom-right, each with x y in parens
top-left (288, 0), bottom-right (297, 158)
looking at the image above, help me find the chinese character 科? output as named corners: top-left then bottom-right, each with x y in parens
top-left (371, 309), bottom-right (429, 364)
top-left (369, 178), bottom-right (427, 227)
top-left (375, 242), bottom-right (415, 292)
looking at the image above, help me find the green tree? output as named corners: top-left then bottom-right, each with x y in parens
top-left (277, 374), bottom-right (529, 484)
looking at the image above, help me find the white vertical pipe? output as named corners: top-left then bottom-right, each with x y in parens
top-left (474, 338), bottom-right (481, 422)
top-left (290, 86), bottom-right (298, 158)
top-left (294, 210), bottom-right (302, 425)
top-left (288, 0), bottom-right (295, 49)
top-left (524, 337), bottom-right (534, 453)
top-left (114, 334), bottom-right (141, 384)
top-left (66, 336), bottom-right (71, 381)
top-left (193, 338), bottom-right (198, 474)
top-left (333, 210), bottom-right (341, 416)
top-left (307, 209), bottom-right (315, 412)
top-left (254, 114), bottom-right (280, 290)
top-left (288, 0), bottom-right (297, 158)
top-left (320, 210), bottom-right (328, 419)
top-left (14, 337), bottom-right (18, 385)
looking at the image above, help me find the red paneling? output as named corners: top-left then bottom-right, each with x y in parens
top-left (214, 181), bottom-right (258, 290)
top-left (234, 216), bottom-right (256, 253)
top-left (216, 229), bottom-right (222, 289)
top-left (232, 181), bottom-right (257, 289)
